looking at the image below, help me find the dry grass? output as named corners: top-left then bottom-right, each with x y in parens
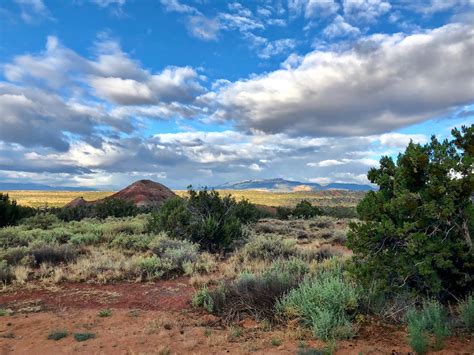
top-left (3, 189), bottom-right (363, 208)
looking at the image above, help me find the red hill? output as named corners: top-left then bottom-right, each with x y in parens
top-left (104, 179), bottom-right (177, 207)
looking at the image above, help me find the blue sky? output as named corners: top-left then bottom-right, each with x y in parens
top-left (0, 0), bottom-right (472, 189)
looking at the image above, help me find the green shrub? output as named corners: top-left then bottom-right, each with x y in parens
top-left (22, 213), bottom-right (60, 230)
top-left (30, 244), bottom-right (79, 265)
top-left (192, 286), bottom-right (214, 312)
top-left (348, 126), bottom-right (474, 299)
top-left (147, 188), bottom-right (253, 252)
top-left (292, 200), bottom-right (322, 219)
top-left (0, 228), bottom-right (30, 248)
top-left (240, 234), bottom-right (297, 262)
top-left (406, 300), bottom-right (450, 353)
top-left (47, 330), bottom-right (68, 340)
top-left (98, 309), bottom-right (112, 317)
top-left (0, 247), bottom-right (29, 266)
top-left (277, 262), bottom-right (359, 340)
top-left (202, 259), bottom-right (309, 323)
top-left (0, 193), bottom-right (35, 227)
top-left (73, 333), bottom-right (95, 341)
top-left (0, 260), bottom-right (12, 284)
top-left (459, 294), bottom-right (474, 332)
top-left (69, 232), bottom-right (101, 246)
top-left (94, 198), bottom-right (138, 219)
top-left (136, 256), bottom-right (172, 280)
top-left (109, 233), bottom-right (153, 251)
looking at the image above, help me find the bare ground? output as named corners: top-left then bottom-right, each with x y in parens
top-left (1, 279), bottom-right (472, 354)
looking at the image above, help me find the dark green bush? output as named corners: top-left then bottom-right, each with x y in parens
top-left (0, 260), bottom-right (12, 284)
top-left (22, 213), bottom-right (60, 230)
top-left (30, 244), bottom-right (79, 265)
top-left (292, 200), bottom-right (322, 219)
top-left (0, 193), bottom-right (35, 227)
top-left (199, 259), bottom-right (308, 323)
top-left (276, 200), bottom-right (322, 220)
top-left (147, 188), bottom-right (255, 252)
top-left (348, 126), bottom-right (473, 299)
top-left (94, 198), bottom-right (138, 219)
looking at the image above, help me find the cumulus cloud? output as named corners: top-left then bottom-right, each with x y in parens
top-left (186, 15), bottom-right (221, 41)
top-left (208, 24), bottom-right (474, 137)
top-left (288, 0), bottom-right (339, 18)
top-left (343, 0), bottom-right (391, 23)
top-left (323, 15), bottom-right (361, 38)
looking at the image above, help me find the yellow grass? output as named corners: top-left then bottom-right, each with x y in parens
top-left (2, 189), bottom-right (363, 208)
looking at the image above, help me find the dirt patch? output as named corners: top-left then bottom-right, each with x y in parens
top-left (0, 280), bottom-right (472, 354)
top-left (0, 277), bottom-right (193, 312)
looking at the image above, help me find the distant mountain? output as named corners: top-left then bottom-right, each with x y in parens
top-left (214, 178), bottom-right (375, 192)
top-left (0, 182), bottom-right (97, 191)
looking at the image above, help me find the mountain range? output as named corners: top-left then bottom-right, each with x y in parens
top-left (0, 182), bottom-right (97, 191)
top-left (214, 178), bottom-right (375, 191)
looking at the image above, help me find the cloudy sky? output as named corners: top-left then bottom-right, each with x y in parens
top-left (0, 0), bottom-right (473, 189)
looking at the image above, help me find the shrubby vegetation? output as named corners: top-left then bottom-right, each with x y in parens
top-left (54, 198), bottom-right (139, 222)
top-left (348, 126), bottom-right (473, 299)
top-left (147, 188), bottom-right (262, 252)
top-left (0, 193), bottom-right (35, 227)
top-left (277, 200), bottom-right (322, 220)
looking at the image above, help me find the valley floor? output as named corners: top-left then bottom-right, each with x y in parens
top-left (1, 279), bottom-right (472, 354)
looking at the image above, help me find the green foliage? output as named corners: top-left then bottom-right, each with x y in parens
top-left (30, 244), bottom-right (79, 265)
top-left (147, 188), bottom-right (257, 252)
top-left (0, 193), bottom-right (35, 227)
top-left (276, 200), bottom-right (322, 220)
top-left (240, 234), bottom-right (297, 262)
top-left (293, 200), bottom-right (322, 219)
top-left (94, 198), bottom-right (138, 219)
top-left (73, 332), bottom-right (95, 342)
top-left (406, 300), bottom-right (450, 353)
top-left (22, 213), bottom-right (60, 230)
top-left (348, 125), bottom-right (474, 298)
top-left (192, 286), bottom-right (214, 312)
top-left (459, 294), bottom-right (474, 332)
top-left (98, 309), bottom-right (112, 317)
top-left (201, 258), bottom-right (309, 322)
top-left (47, 330), bottom-right (68, 340)
top-left (277, 261), bottom-right (359, 340)
top-left (0, 260), bottom-right (12, 284)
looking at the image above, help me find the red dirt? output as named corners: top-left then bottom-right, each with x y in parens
top-left (1, 279), bottom-right (472, 354)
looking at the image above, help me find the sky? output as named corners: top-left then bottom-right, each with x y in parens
top-left (0, 0), bottom-right (473, 190)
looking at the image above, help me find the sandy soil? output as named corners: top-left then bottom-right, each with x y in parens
top-left (1, 279), bottom-right (472, 355)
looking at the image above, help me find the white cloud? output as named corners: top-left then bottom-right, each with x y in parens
top-left (288, 0), bottom-right (339, 18)
top-left (343, 0), bottom-right (391, 23)
top-left (186, 15), bottom-right (221, 41)
top-left (160, 0), bottom-right (198, 14)
top-left (249, 163), bottom-right (262, 171)
top-left (208, 24), bottom-right (474, 137)
top-left (14, 0), bottom-right (51, 23)
top-left (323, 15), bottom-right (361, 38)
top-left (377, 133), bottom-right (428, 148)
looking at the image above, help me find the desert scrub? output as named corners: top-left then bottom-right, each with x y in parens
top-left (459, 294), bottom-right (474, 332)
top-left (98, 309), bottom-right (112, 317)
top-left (192, 286), bottom-right (214, 312)
top-left (0, 260), bottom-right (12, 284)
top-left (406, 300), bottom-right (451, 353)
top-left (136, 255), bottom-right (174, 280)
top-left (239, 234), bottom-right (297, 262)
top-left (73, 332), bottom-right (95, 342)
top-left (67, 249), bottom-right (139, 283)
top-left (47, 330), bottom-right (68, 340)
top-left (197, 258), bottom-right (309, 323)
top-left (276, 260), bottom-right (359, 340)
